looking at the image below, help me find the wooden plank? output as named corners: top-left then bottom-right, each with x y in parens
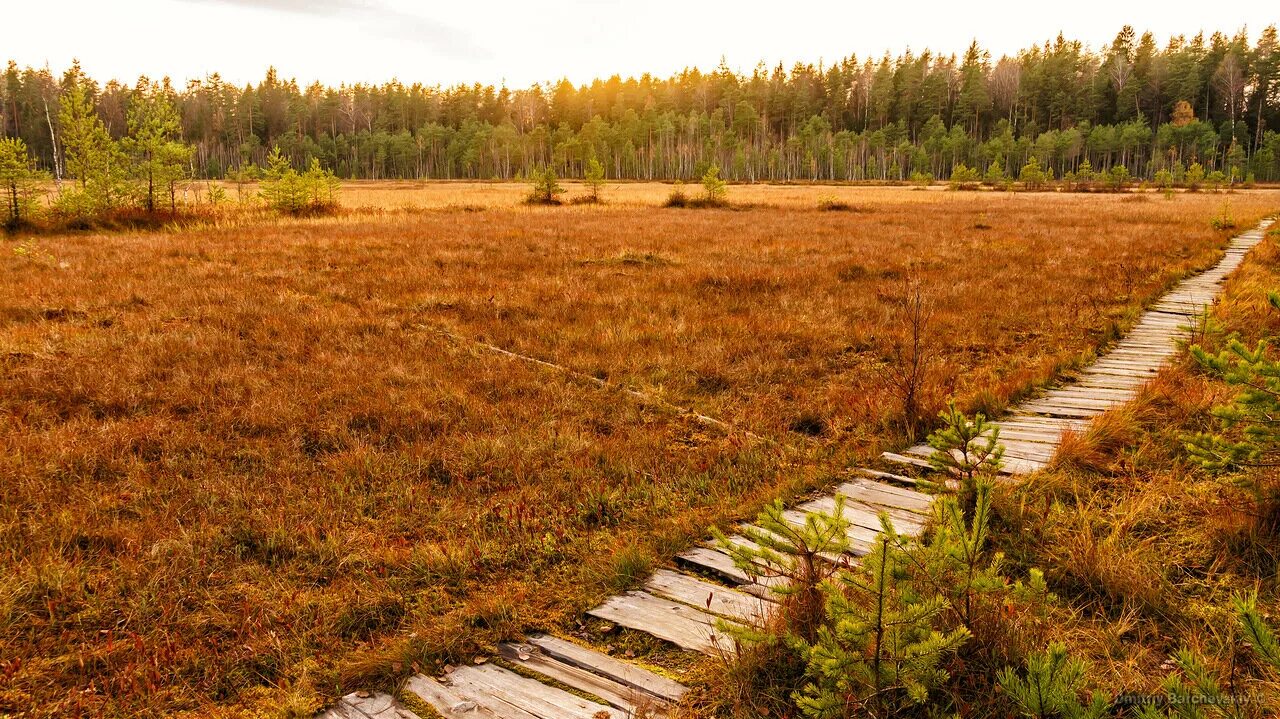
top-left (446, 664), bottom-right (625, 719)
top-left (998, 441), bottom-right (1057, 461)
top-left (342, 693), bottom-right (422, 719)
top-left (496, 643), bottom-right (670, 717)
top-left (405, 674), bottom-right (510, 719)
top-left (1044, 388), bottom-right (1133, 401)
top-left (319, 706), bottom-right (363, 719)
top-left (844, 474), bottom-right (934, 508)
top-left (1031, 394), bottom-right (1120, 410)
top-left (778, 508), bottom-right (878, 554)
top-left (524, 635), bottom-right (687, 703)
top-left (1000, 414), bottom-right (1091, 430)
top-left (644, 568), bottom-right (769, 624)
top-left (1019, 403), bottom-right (1103, 418)
top-left (675, 546), bottom-right (776, 596)
top-left (853, 468), bottom-right (921, 487)
top-left (837, 482), bottom-right (934, 519)
top-left (881, 451), bottom-right (933, 470)
top-left (587, 590), bottom-right (739, 654)
top-left (798, 494), bottom-right (925, 536)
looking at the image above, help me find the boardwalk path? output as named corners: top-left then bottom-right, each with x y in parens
top-left (322, 218), bottom-right (1274, 719)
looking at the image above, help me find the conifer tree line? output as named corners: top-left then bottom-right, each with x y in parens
top-left (3, 25), bottom-right (1280, 183)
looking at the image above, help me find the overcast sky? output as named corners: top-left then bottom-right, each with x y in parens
top-left (7, 1), bottom-right (1275, 88)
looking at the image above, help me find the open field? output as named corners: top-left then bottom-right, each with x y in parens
top-left (2, 185), bottom-right (1279, 717)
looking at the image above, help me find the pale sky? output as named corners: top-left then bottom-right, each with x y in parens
top-left (8, 1), bottom-right (1276, 89)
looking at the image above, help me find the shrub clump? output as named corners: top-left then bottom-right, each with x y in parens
top-left (260, 147), bottom-right (340, 215)
top-left (525, 166), bottom-right (564, 205)
top-left (664, 165), bottom-right (730, 208)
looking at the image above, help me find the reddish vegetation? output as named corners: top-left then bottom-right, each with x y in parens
top-left (0, 185), bottom-right (1277, 716)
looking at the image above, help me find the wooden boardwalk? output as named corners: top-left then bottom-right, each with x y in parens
top-left (321, 218), bottom-right (1273, 719)
top-left (886, 218), bottom-right (1274, 475)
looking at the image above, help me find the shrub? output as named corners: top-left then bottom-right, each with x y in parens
top-left (701, 164), bottom-right (728, 206)
top-left (1186, 162), bottom-right (1205, 191)
top-left (581, 157), bottom-right (606, 203)
top-left (662, 181), bottom-right (689, 207)
top-left (1019, 156), bottom-right (1048, 190)
top-left (949, 163), bottom-right (981, 190)
top-left (260, 148), bottom-right (340, 215)
top-left (817, 194), bottom-right (854, 211)
top-left (910, 170), bottom-right (934, 187)
top-left (524, 166), bottom-right (564, 205)
top-left (1209, 201), bottom-right (1236, 230)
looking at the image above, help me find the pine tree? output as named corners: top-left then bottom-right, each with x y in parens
top-left (1186, 297), bottom-right (1280, 535)
top-left (0, 137), bottom-right (46, 229)
top-left (57, 64), bottom-right (123, 216)
top-left (796, 521), bottom-right (970, 718)
top-left (525, 165), bottom-right (564, 205)
top-left (1019, 155), bottom-right (1048, 189)
top-left (123, 79), bottom-right (193, 213)
top-left (913, 478), bottom-right (1008, 631)
top-left (714, 498), bottom-right (850, 644)
top-left (997, 643), bottom-right (1108, 719)
top-left (583, 156), bottom-right (606, 203)
top-left (926, 402), bottom-right (1004, 517)
top-left (701, 164), bottom-right (727, 205)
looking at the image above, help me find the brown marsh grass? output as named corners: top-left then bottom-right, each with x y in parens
top-left (1, 184), bottom-right (1278, 716)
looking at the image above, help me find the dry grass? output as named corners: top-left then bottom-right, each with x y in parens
top-left (1, 184), bottom-right (1278, 716)
top-left (1000, 237), bottom-right (1280, 707)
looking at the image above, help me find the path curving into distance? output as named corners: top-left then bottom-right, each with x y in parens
top-left (320, 217), bottom-right (1274, 719)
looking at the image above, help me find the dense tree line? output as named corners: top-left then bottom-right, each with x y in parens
top-left (3, 26), bottom-right (1280, 183)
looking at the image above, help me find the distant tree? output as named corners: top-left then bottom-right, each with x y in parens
top-left (57, 64), bottom-right (123, 214)
top-left (1019, 156), bottom-right (1048, 190)
top-left (122, 79), bottom-right (193, 212)
top-left (525, 165), bottom-right (564, 205)
top-left (583, 157), bottom-right (605, 202)
top-left (259, 147), bottom-right (339, 215)
top-left (1171, 99), bottom-right (1196, 127)
top-left (701, 164), bottom-right (727, 204)
top-left (0, 137), bottom-right (46, 229)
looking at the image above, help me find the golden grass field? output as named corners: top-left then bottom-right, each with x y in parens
top-left (2, 183), bottom-right (1279, 717)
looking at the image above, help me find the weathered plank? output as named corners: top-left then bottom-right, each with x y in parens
top-left (446, 663), bottom-right (625, 719)
top-left (644, 568), bottom-right (770, 624)
top-left (342, 693), bottom-right (423, 719)
top-left (587, 590), bottom-right (739, 655)
top-left (496, 642), bottom-right (670, 716)
top-left (406, 674), bottom-right (519, 719)
top-left (853, 467), bottom-right (921, 487)
top-left (524, 635), bottom-right (687, 703)
top-left (676, 546), bottom-right (776, 595)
